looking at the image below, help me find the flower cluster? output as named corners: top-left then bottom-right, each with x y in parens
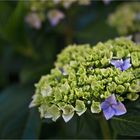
top-left (108, 2), bottom-right (140, 35)
top-left (25, 0), bottom-right (91, 29)
top-left (30, 37), bottom-right (140, 122)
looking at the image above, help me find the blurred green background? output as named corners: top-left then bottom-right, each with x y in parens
top-left (0, 0), bottom-right (139, 139)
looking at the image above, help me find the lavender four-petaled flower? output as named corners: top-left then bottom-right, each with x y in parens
top-left (101, 94), bottom-right (127, 120)
top-left (110, 58), bottom-right (131, 71)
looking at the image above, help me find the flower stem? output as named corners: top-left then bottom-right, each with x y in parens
top-left (99, 114), bottom-right (111, 139)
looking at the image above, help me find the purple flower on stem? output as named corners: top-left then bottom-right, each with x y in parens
top-left (101, 94), bottom-right (127, 120)
top-left (102, 0), bottom-right (112, 5)
top-left (110, 58), bottom-right (131, 71)
top-left (25, 13), bottom-right (42, 29)
top-left (47, 9), bottom-right (65, 26)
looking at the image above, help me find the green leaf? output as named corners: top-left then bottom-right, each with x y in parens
top-left (20, 65), bottom-right (51, 84)
top-left (0, 1), bottom-right (14, 31)
top-left (0, 1), bottom-right (26, 44)
top-left (22, 108), bottom-right (41, 139)
top-left (0, 84), bottom-right (41, 139)
top-left (111, 106), bottom-right (140, 136)
top-left (59, 113), bottom-right (101, 139)
top-left (75, 6), bottom-right (118, 44)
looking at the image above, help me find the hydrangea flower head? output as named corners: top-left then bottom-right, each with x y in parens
top-left (30, 37), bottom-right (140, 122)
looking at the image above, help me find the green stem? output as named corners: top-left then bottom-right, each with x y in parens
top-left (99, 114), bottom-right (111, 139)
top-left (113, 131), bottom-right (117, 140)
top-left (65, 25), bottom-right (74, 45)
top-left (64, 9), bottom-right (74, 45)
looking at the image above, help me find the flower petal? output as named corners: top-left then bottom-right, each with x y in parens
top-left (62, 112), bottom-right (74, 122)
top-left (47, 9), bottom-right (65, 26)
top-left (105, 94), bottom-right (117, 105)
top-left (103, 106), bottom-right (115, 120)
top-left (29, 101), bottom-right (36, 108)
top-left (62, 105), bottom-right (75, 122)
top-left (112, 102), bottom-right (127, 116)
top-left (122, 58), bottom-right (131, 71)
top-left (75, 100), bottom-right (87, 116)
top-left (110, 59), bottom-right (123, 69)
top-left (91, 101), bottom-right (101, 113)
top-left (101, 101), bottom-right (110, 110)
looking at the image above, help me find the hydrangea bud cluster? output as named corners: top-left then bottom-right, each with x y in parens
top-left (30, 37), bottom-right (140, 122)
top-left (108, 2), bottom-right (140, 35)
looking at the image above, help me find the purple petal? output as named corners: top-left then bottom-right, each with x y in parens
top-left (112, 102), bottom-right (127, 116)
top-left (47, 10), bottom-right (65, 26)
top-left (50, 19), bottom-right (59, 26)
top-left (123, 58), bottom-right (131, 64)
top-left (110, 59), bottom-right (123, 69)
top-left (105, 94), bottom-right (117, 105)
top-left (101, 101), bottom-right (110, 110)
top-left (103, 106), bottom-right (115, 120)
top-left (59, 68), bottom-right (67, 76)
top-left (122, 58), bottom-right (131, 71)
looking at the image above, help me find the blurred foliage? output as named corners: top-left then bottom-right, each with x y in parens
top-left (108, 2), bottom-right (140, 35)
top-left (0, 0), bottom-right (140, 139)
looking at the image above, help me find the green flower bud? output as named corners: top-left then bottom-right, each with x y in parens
top-left (129, 81), bottom-right (140, 92)
top-left (116, 85), bottom-right (126, 93)
top-left (39, 105), bottom-right (51, 118)
top-left (62, 104), bottom-right (75, 122)
top-left (101, 57), bottom-right (109, 66)
top-left (29, 94), bottom-right (43, 108)
top-left (61, 82), bottom-right (70, 94)
top-left (117, 50), bottom-right (126, 58)
top-left (70, 61), bottom-right (78, 68)
top-left (123, 83), bottom-right (130, 90)
top-left (100, 91), bottom-right (111, 98)
top-left (51, 68), bottom-right (62, 77)
top-left (131, 52), bottom-right (140, 67)
top-left (54, 88), bottom-right (62, 101)
top-left (100, 68), bottom-right (109, 77)
top-left (91, 101), bottom-right (101, 113)
top-left (106, 82), bottom-right (117, 92)
top-left (127, 93), bottom-right (139, 101)
top-left (116, 95), bottom-right (124, 102)
top-left (41, 86), bottom-right (52, 97)
top-left (47, 105), bottom-right (60, 121)
top-left (75, 100), bottom-right (87, 116)
top-left (115, 77), bottom-right (124, 84)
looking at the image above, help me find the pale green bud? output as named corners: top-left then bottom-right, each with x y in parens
top-left (116, 95), bottom-right (124, 102)
top-left (127, 93), bottom-right (139, 101)
top-left (116, 85), bottom-right (126, 93)
top-left (101, 57), bottom-right (109, 66)
top-left (39, 105), bottom-right (51, 118)
top-left (29, 94), bottom-right (41, 108)
top-left (75, 100), bottom-right (87, 116)
top-left (41, 86), bottom-right (52, 97)
top-left (54, 88), bottom-right (62, 101)
top-left (47, 105), bottom-right (60, 121)
top-left (91, 101), bottom-right (101, 113)
top-left (62, 104), bottom-right (75, 122)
